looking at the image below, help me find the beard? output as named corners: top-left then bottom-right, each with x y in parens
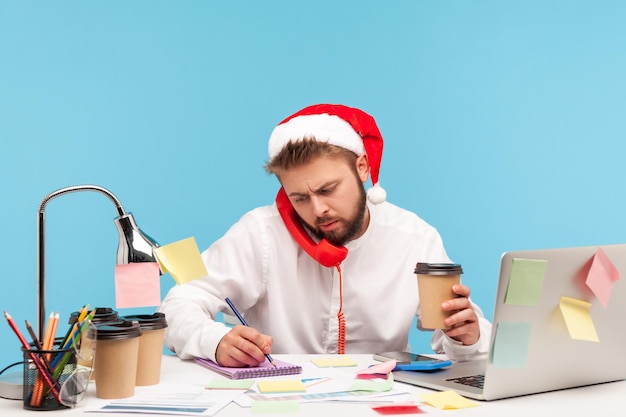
top-left (304, 181), bottom-right (368, 247)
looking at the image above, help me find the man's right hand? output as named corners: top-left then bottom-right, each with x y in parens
top-left (215, 325), bottom-right (274, 367)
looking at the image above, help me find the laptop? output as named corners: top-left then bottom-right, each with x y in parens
top-left (393, 243), bottom-right (626, 400)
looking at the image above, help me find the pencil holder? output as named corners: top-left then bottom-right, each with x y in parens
top-left (22, 343), bottom-right (77, 410)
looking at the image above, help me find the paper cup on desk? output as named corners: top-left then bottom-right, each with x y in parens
top-left (415, 263), bottom-right (463, 329)
top-left (120, 313), bottom-right (168, 386)
top-left (93, 320), bottom-right (142, 399)
top-left (69, 307), bottom-right (119, 381)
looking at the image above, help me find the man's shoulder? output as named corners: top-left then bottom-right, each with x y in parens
top-left (243, 203), bottom-right (280, 220)
top-left (233, 204), bottom-right (282, 229)
top-left (373, 201), bottom-right (429, 221)
top-left (372, 201), bottom-right (438, 232)
top-left (218, 204), bottom-right (284, 243)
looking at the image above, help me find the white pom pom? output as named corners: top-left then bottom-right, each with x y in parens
top-left (367, 183), bottom-right (386, 204)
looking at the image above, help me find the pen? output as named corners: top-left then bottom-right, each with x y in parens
top-left (224, 297), bottom-right (276, 367)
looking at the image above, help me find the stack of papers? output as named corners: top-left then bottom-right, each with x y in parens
top-left (83, 357), bottom-right (418, 415)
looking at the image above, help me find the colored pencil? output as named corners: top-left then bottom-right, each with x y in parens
top-left (3, 311), bottom-right (61, 403)
top-left (59, 305), bottom-right (87, 348)
top-left (31, 312), bottom-right (57, 406)
top-left (25, 320), bottom-right (54, 375)
top-left (50, 308), bottom-right (96, 379)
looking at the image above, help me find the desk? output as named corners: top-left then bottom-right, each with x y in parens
top-left (2, 354), bottom-right (624, 416)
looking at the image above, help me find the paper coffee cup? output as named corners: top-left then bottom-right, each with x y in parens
top-left (69, 307), bottom-right (120, 381)
top-left (120, 313), bottom-right (168, 386)
top-left (93, 320), bottom-right (142, 399)
top-left (415, 263), bottom-right (463, 329)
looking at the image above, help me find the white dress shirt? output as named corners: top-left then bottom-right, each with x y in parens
top-left (158, 200), bottom-right (492, 362)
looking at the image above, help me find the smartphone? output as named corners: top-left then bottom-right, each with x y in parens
top-left (373, 351), bottom-right (452, 371)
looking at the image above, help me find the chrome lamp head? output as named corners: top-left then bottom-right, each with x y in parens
top-left (114, 213), bottom-right (160, 264)
top-left (37, 185), bottom-right (160, 340)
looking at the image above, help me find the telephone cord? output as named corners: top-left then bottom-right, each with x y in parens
top-left (336, 264), bottom-right (346, 354)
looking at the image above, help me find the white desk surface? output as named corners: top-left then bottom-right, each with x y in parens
top-left (2, 353), bottom-right (624, 416)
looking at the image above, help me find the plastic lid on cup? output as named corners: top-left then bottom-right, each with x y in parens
top-left (414, 262), bottom-right (463, 275)
top-left (68, 307), bottom-right (119, 325)
top-left (120, 313), bottom-right (168, 331)
top-left (92, 319), bottom-right (142, 340)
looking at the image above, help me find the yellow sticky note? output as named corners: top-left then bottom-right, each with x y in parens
top-left (311, 356), bottom-right (358, 367)
top-left (420, 390), bottom-right (480, 409)
top-left (559, 296), bottom-right (599, 342)
top-left (257, 379), bottom-right (306, 393)
top-left (154, 237), bottom-right (208, 284)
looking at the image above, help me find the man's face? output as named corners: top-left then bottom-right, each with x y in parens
top-left (279, 154), bottom-right (370, 246)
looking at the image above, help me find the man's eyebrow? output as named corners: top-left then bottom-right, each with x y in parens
top-left (288, 191), bottom-right (309, 198)
top-left (288, 182), bottom-right (337, 198)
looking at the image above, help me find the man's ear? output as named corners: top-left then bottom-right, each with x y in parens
top-left (356, 153), bottom-right (370, 183)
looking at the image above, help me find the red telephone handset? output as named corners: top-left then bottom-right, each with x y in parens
top-left (275, 187), bottom-right (348, 267)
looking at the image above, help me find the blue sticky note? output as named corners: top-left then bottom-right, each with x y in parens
top-left (490, 322), bottom-right (532, 368)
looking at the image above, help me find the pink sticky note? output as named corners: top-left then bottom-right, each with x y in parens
top-left (114, 262), bottom-right (161, 308)
top-left (586, 248), bottom-right (620, 309)
top-left (356, 359), bottom-right (397, 379)
top-left (371, 402), bottom-right (422, 414)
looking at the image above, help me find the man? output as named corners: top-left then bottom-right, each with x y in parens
top-left (159, 104), bottom-right (491, 368)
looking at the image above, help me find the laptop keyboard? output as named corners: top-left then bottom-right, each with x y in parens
top-left (446, 374), bottom-right (485, 389)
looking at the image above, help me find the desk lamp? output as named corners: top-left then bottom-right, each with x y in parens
top-left (37, 184), bottom-right (160, 340)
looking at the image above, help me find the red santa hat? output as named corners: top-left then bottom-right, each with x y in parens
top-left (268, 103), bottom-right (386, 204)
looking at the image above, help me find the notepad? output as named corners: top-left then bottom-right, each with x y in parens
top-left (194, 358), bottom-right (303, 380)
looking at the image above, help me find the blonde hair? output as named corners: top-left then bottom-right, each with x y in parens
top-left (264, 138), bottom-right (357, 176)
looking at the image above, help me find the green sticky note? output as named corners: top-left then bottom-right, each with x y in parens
top-left (505, 258), bottom-right (547, 305)
top-left (251, 400), bottom-right (300, 414)
top-left (349, 373), bottom-right (394, 392)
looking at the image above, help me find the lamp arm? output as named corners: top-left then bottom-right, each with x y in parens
top-left (38, 184), bottom-right (127, 217)
top-left (36, 185), bottom-right (129, 340)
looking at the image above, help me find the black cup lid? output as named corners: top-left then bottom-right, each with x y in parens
top-left (92, 319), bottom-right (142, 340)
top-left (414, 262), bottom-right (463, 275)
top-left (68, 307), bottom-right (118, 324)
top-left (120, 313), bottom-right (168, 330)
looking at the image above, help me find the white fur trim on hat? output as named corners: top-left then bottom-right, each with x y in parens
top-left (268, 113), bottom-right (366, 159)
top-left (367, 183), bottom-right (386, 204)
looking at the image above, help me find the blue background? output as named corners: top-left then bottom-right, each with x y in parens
top-left (2, 1), bottom-right (625, 364)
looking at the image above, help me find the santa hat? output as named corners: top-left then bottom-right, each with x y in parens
top-left (268, 103), bottom-right (386, 204)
